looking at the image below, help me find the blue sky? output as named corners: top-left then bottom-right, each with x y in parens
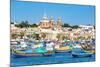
top-left (11, 0), bottom-right (95, 25)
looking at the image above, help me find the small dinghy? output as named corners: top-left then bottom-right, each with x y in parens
top-left (72, 48), bottom-right (93, 57)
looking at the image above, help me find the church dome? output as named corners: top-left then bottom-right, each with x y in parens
top-left (40, 13), bottom-right (49, 23)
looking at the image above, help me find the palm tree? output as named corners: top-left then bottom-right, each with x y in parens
top-left (56, 34), bottom-right (61, 41)
top-left (19, 32), bottom-right (25, 39)
top-left (62, 35), bottom-right (66, 40)
top-left (35, 34), bottom-right (40, 40)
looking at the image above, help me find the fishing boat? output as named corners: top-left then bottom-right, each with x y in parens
top-left (84, 49), bottom-right (95, 54)
top-left (55, 46), bottom-right (72, 53)
top-left (13, 52), bottom-right (43, 57)
top-left (72, 48), bottom-right (93, 57)
top-left (81, 43), bottom-right (95, 54)
top-left (13, 47), bottom-right (48, 57)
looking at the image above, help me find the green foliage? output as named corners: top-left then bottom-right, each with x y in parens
top-left (94, 25), bottom-right (95, 29)
top-left (71, 25), bottom-right (79, 29)
top-left (30, 24), bottom-right (38, 27)
top-left (62, 23), bottom-right (79, 29)
top-left (14, 21), bottom-right (38, 28)
top-left (15, 21), bottom-right (30, 28)
top-left (11, 22), bottom-right (14, 24)
top-left (35, 34), bottom-right (40, 40)
top-left (19, 32), bottom-right (25, 39)
top-left (11, 34), bottom-right (18, 39)
top-left (62, 23), bottom-right (71, 27)
top-left (56, 34), bottom-right (61, 40)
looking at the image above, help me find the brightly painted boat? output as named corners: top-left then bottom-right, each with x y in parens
top-left (55, 46), bottom-right (72, 53)
top-left (84, 49), bottom-right (95, 54)
top-left (72, 48), bottom-right (93, 57)
top-left (13, 52), bottom-right (43, 57)
top-left (81, 44), bottom-right (95, 54)
top-left (13, 47), bottom-right (48, 57)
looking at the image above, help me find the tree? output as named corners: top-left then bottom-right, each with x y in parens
top-left (56, 34), bottom-right (61, 41)
top-left (94, 25), bottom-right (95, 29)
top-left (15, 21), bottom-right (30, 28)
top-left (31, 24), bottom-right (38, 27)
top-left (35, 34), bottom-right (40, 40)
top-left (11, 22), bottom-right (14, 24)
top-left (62, 35), bottom-right (66, 40)
top-left (62, 23), bottom-right (71, 27)
top-left (19, 32), bottom-right (25, 39)
top-left (11, 34), bottom-right (18, 39)
top-left (71, 25), bottom-right (79, 29)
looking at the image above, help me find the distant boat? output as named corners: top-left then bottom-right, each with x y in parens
top-left (55, 46), bottom-right (72, 53)
top-left (72, 48), bottom-right (93, 57)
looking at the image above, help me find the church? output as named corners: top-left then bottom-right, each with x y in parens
top-left (38, 14), bottom-right (63, 29)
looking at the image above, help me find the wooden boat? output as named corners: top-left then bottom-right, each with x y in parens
top-left (55, 46), bottom-right (71, 53)
top-left (84, 49), bottom-right (95, 54)
top-left (81, 44), bottom-right (95, 54)
top-left (72, 48), bottom-right (93, 57)
top-left (13, 53), bottom-right (43, 57)
top-left (13, 47), bottom-right (48, 57)
top-left (72, 52), bottom-right (93, 57)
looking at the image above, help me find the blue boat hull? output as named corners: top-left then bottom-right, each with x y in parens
top-left (72, 52), bottom-right (93, 57)
top-left (12, 53), bottom-right (43, 58)
top-left (72, 48), bottom-right (93, 57)
top-left (43, 53), bottom-right (55, 56)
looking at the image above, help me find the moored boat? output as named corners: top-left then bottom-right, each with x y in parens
top-left (72, 52), bottom-right (93, 57)
top-left (55, 46), bottom-right (72, 53)
top-left (72, 48), bottom-right (93, 57)
top-left (81, 43), bottom-right (95, 54)
top-left (13, 52), bottom-right (43, 57)
top-left (13, 47), bottom-right (48, 57)
top-left (84, 49), bottom-right (95, 54)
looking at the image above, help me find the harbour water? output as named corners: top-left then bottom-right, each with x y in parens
top-left (11, 53), bottom-right (95, 66)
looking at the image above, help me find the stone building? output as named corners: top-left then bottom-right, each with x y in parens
top-left (38, 14), bottom-right (62, 29)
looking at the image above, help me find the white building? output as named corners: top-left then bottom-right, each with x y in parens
top-left (11, 22), bottom-right (20, 34)
top-left (79, 25), bottom-right (94, 30)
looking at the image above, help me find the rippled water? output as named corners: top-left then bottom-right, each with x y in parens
top-left (10, 53), bottom-right (95, 66)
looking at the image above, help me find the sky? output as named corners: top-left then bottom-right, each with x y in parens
top-left (11, 0), bottom-right (95, 25)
